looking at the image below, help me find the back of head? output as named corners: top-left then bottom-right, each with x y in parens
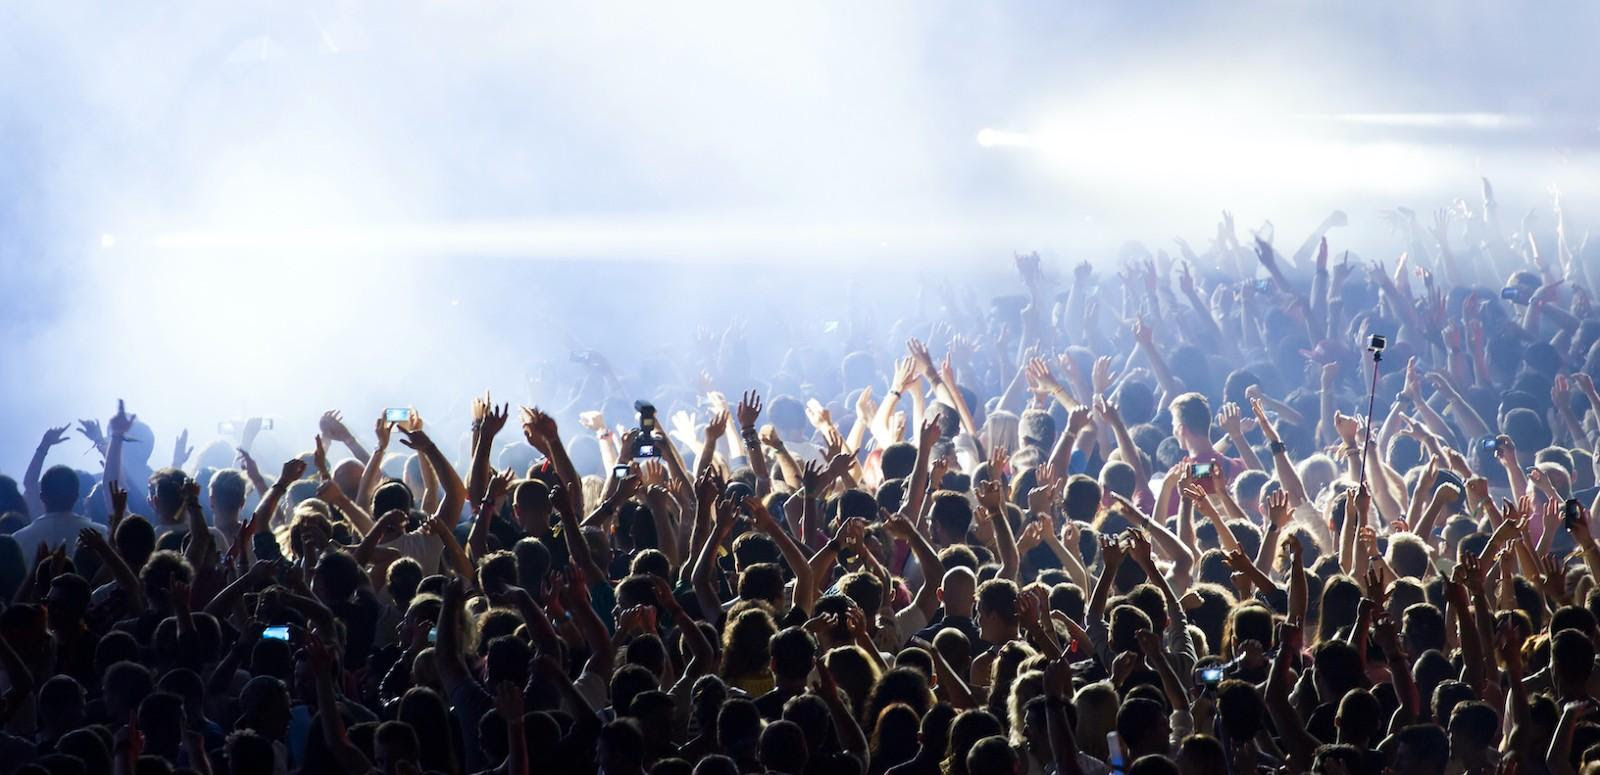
top-left (965, 736), bottom-right (1019, 775)
top-left (1216, 679), bottom-right (1264, 740)
top-left (146, 468), bottom-right (191, 519)
top-left (758, 720), bottom-right (808, 774)
top-left (1393, 723), bottom-right (1449, 775)
top-left (39, 466), bottom-right (81, 513)
top-left (1115, 697), bottom-right (1166, 752)
top-left (1170, 392), bottom-right (1211, 438)
top-left (1553, 628), bottom-right (1597, 690)
top-left (208, 468), bottom-right (248, 513)
top-left (769, 627), bottom-right (818, 682)
top-left (930, 491), bottom-right (974, 542)
top-left (881, 443), bottom-right (918, 480)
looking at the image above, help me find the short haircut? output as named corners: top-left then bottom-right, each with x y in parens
top-left (1170, 392), bottom-right (1211, 436)
top-left (881, 443), bottom-right (918, 480)
top-left (769, 627), bottom-right (818, 681)
top-left (976, 579), bottom-right (1019, 624)
top-left (930, 491), bottom-right (974, 540)
top-left (208, 468), bottom-right (249, 512)
top-left (39, 466), bottom-right (81, 513)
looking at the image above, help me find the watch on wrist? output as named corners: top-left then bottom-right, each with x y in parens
top-left (1270, 441), bottom-right (1287, 455)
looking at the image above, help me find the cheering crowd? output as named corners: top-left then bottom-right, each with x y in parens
top-left (2, 180), bottom-right (1600, 775)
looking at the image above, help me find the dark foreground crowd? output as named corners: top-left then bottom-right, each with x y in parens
top-left (3, 183), bottom-right (1600, 775)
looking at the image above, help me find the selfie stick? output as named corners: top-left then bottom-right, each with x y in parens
top-left (1357, 340), bottom-right (1384, 492)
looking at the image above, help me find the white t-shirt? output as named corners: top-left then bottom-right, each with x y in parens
top-left (382, 530), bottom-right (444, 574)
top-left (11, 512), bottom-right (106, 553)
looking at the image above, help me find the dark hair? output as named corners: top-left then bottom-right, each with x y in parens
top-left (39, 466), bottom-right (81, 513)
top-left (769, 627), bottom-right (817, 681)
top-left (931, 492), bottom-right (975, 541)
top-left (758, 720), bottom-right (808, 774)
top-left (881, 444), bottom-right (918, 480)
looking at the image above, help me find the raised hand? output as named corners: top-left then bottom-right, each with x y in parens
top-left (906, 338), bottom-right (938, 381)
top-left (313, 435), bottom-right (331, 480)
top-left (1217, 403), bottom-right (1245, 436)
top-left (974, 479), bottom-right (1007, 513)
top-left (318, 411), bottom-right (355, 444)
top-left (108, 399), bottom-right (137, 438)
top-left (172, 429), bottom-right (194, 467)
top-left (1099, 533), bottom-right (1126, 569)
top-left (805, 399), bottom-right (832, 430)
top-left (854, 386), bottom-right (876, 421)
top-left (703, 409), bottom-right (730, 444)
top-left (1126, 529), bottom-right (1153, 568)
top-left (76, 418), bottom-right (104, 448)
top-left (890, 357), bottom-right (918, 394)
top-left (1131, 318), bottom-right (1155, 347)
top-left (372, 415), bottom-right (393, 450)
top-left (108, 480), bottom-right (128, 524)
top-left (1267, 490), bottom-right (1291, 528)
top-left (578, 410), bottom-right (608, 433)
top-left (736, 391), bottom-right (763, 431)
top-left (399, 406), bottom-right (425, 434)
top-left (279, 457), bottom-right (309, 485)
top-left (480, 401), bottom-right (510, 440)
top-left (1024, 357), bottom-right (1061, 393)
top-left (486, 468), bottom-right (516, 505)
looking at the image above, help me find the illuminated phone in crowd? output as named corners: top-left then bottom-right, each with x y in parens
top-left (262, 626), bottom-right (289, 641)
top-left (385, 407), bottom-right (413, 424)
top-left (1106, 731), bottom-right (1128, 774)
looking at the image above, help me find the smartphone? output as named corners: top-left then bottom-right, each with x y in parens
top-left (1199, 666), bottom-right (1224, 686)
top-left (1191, 462), bottom-right (1216, 479)
top-left (261, 418), bottom-right (274, 431)
top-left (1106, 731), bottom-right (1128, 772)
top-left (1479, 437), bottom-right (1500, 452)
top-left (1502, 286), bottom-right (1529, 304)
top-left (384, 408), bottom-right (413, 424)
top-left (612, 464), bottom-right (631, 479)
top-left (262, 626), bottom-right (290, 641)
top-left (427, 626), bottom-right (437, 644)
top-left (1565, 499), bottom-right (1583, 531)
top-left (1253, 278), bottom-right (1273, 292)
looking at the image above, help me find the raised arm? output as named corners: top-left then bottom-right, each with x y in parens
top-left (814, 656), bottom-right (868, 760)
top-left (22, 424), bottom-right (71, 516)
top-left (1251, 397), bottom-right (1309, 506)
top-left (1043, 657), bottom-right (1086, 775)
top-left (748, 496), bottom-right (818, 614)
top-left (317, 410), bottom-right (371, 465)
top-left (305, 633), bottom-right (374, 775)
top-left (314, 437), bottom-right (375, 536)
top-left (975, 479), bottom-right (1019, 581)
top-left (1263, 621), bottom-right (1318, 772)
top-left (885, 510), bottom-right (943, 622)
top-left (399, 427), bottom-right (466, 527)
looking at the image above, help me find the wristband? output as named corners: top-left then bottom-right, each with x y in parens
top-left (1270, 441), bottom-right (1287, 455)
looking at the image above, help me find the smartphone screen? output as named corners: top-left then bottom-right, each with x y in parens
top-left (384, 408), bottom-right (412, 423)
top-left (612, 464), bottom-right (631, 478)
top-left (262, 626), bottom-right (289, 641)
top-left (1106, 731), bottom-right (1128, 771)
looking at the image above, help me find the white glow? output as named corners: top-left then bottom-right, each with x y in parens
top-left (1299, 112), bottom-right (1532, 129)
top-left (977, 98), bottom-right (1448, 195)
